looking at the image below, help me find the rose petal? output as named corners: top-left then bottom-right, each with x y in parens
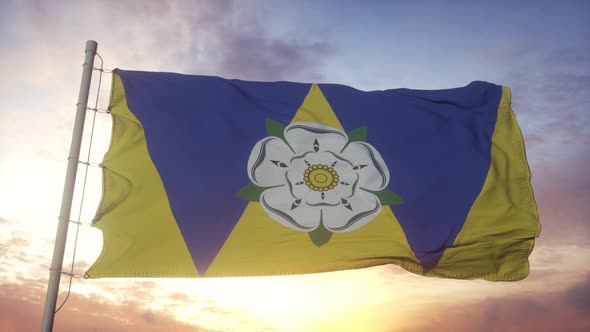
top-left (333, 171), bottom-right (358, 199)
top-left (260, 186), bottom-right (321, 232)
top-left (247, 137), bottom-right (294, 187)
top-left (285, 169), bottom-right (310, 198)
top-left (331, 154), bottom-right (354, 173)
top-left (290, 151), bottom-right (347, 173)
top-left (303, 189), bottom-right (340, 206)
top-left (284, 122), bottom-right (348, 155)
top-left (340, 141), bottom-right (390, 191)
top-left (323, 189), bottom-right (381, 232)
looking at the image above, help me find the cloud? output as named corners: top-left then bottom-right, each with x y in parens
top-left (405, 275), bottom-right (590, 332)
top-left (141, 310), bottom-right (157, 324)
top-left (25, 0), bottom-right (334, 81)
top-left (217, 32), bottom-right (333, 81)
top-left (1, 0), bottom-right (335, 105)
top-left (0, 282), bottom-right (214, 332)
top-left (0, 234), bottom-right (41, 275)
top-left (542, 47), bottom-right (590, 69)
top-left (503, 47), bottom-right (590, 139)
top-left (529, 160), bottom-right (590, 245)
top-left (564, 275), bottom-right (590, 315)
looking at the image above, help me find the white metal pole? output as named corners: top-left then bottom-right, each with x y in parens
top-left (40, 40), bottom-right (98, 332)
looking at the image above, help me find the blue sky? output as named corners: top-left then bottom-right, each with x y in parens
top-left (0, 1), bottom-right (589, 331)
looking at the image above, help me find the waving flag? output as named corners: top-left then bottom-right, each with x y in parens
top-left (86, 69), bottom-right (540, 281)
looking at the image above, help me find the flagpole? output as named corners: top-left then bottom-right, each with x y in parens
top-left (40, 40), bottom-right (98, 332)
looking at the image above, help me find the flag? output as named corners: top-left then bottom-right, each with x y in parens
top-left (86, 69), bottom-right (540, 281)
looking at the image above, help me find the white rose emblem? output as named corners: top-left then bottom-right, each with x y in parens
top-left (247, 122), bottom-right (390, 233)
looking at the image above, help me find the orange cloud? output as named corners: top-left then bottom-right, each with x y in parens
top-left (0, 282), bottom-right (212, 332)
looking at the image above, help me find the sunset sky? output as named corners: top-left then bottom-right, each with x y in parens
top-left (1, 1), bottom-right (589, 331)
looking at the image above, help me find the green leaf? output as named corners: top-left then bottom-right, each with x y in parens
top-left (235, 183), bottom-right (266, 202)
top-left (347, 126), bottom-right (368, 142)
top-left (308, 221), bottom-right (332, 247)
top-left (341, 126), bottom-right (368, 152)
top-left (265, 118), bottom-right (286, 139)
top-left (366, 188), bottom-right (404, 205)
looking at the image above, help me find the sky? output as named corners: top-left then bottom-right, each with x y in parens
top-left (0, 0), bottom-right (589, 331)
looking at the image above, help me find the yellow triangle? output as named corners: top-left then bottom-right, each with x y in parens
top-left (205, 84), bottom-right (420, 277)
top-left (290, 84), bottom-right (344, 130)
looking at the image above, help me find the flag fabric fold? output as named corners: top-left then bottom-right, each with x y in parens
top-left (86, 69), bottom-right (540, 281)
